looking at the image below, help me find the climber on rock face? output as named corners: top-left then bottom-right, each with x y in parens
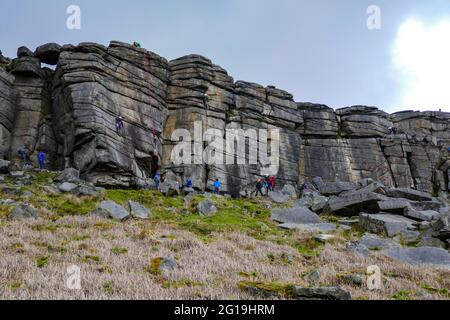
top-left (203, 93), bottom-right (210, 108)
top-left (116, 116), bottom-right (124, 134)
top-left (133, 42), bottom-right (141, 48)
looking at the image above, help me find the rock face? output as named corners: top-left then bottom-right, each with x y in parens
top-left (0, 41), bottom-right (449, 196)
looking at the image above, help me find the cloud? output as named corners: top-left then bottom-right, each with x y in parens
top-left (393, 18), bottom-right (450, 111)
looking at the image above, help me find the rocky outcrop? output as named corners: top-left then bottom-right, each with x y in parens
top-left (0, 41), bottom-right (449, 196)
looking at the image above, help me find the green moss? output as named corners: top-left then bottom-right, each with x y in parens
top-left (238, 281), bottom-right (296, 298)
top-left (36, 256), bottom-right (50, 268)
top-left (72, 234), bottom-right (90, 241)
top-left (111, 247), bottom-right (128, 255)
top-left (148, 257), bottom-right (164, 275)
top-left (421, 284), bottom-right (450, 297)
top-left (294, 238), bottom-right (324, 258)
top-left (162, 279), bottom-right (205, 289)
top-left (102, 281), bottom-right (114, 294)
top-left (83, 255), bottom-right (100, 263)
top-left (392, 290), bottom-right (413, 300)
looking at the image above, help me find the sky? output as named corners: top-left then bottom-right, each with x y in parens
top-left (1, 0), bottom-right (450, 113)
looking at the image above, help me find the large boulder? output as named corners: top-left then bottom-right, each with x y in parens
top-left (383, 247), bottom-right (450, 269)
top-left (281, 184), bottom-right (297, 199)
top-left (385, 188), bottom-right (433, 202)
top-left (268, 191), bottom-right (290, 204)
top-left (197, 200), bottom-right (218, 216)
top-left (359, 213), bottom-right (416, 237)
top-left (404, 207), bottom-right (440, 222)
top-left (313, 177), bottom-right (357, 196)
top-left (159, 180), bottom-right (181, 196)
top-left (34, 43), bottom-right (62, 65)
top-left (128, 201), bottom-right (151, 219)
top-left (271, 207), bottom-right (321, 224)
top-left (17, 46), bottom-right (34, 58)
top-left (326, 191), bottom-right (386, 216)
top-left (54, 168), bottom-right (80, 183)
top-left (92, 201), bottom-right (130, 221)
top-left (290, 286), bottom-right (352, 300)
top-left (0, 160), bottom-right (11, 173)
top-left (10, 203), bottom-right (39, 220)
top-left (58, 182), bottom-right (78, 193)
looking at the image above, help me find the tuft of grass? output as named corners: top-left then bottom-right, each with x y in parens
top-left (392, 290), bottom-right (413, 300)
top-left (111, 247), bottom-right (128, 255)
top-left (162, 279), bottom-right (205, 289)
top-left (36, 256), bottom-right (50, 268)
top-left (102, 281), bottom-right (114, 294)
top-left (238, 281), bottom-right (296, 299)
top-left (83, 255), bottom-right (100, 263)
top-left (72, 234), bottom-right (90, 242)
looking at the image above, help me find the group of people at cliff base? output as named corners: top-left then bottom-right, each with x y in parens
top-left (17, 146), bottom-right (46, 170)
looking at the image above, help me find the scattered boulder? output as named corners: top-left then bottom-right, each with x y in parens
top-left (34, 43), bottom-right (61, 65)
top-left (290, 286), bottom-right (352, 300)
top-left (10, 171), bottom-right (24, 178)
top-left (326, 192), bottom-right (385, 216)
top-left (268, 191), bottom-right (290, 204)
top-left (197, 200), bottom-right (217, 216)
top-left (0, 160), bottom-right (11, 173)
top-left (346, 241), bottom-right (371, 257)
top-left (359, 213), bottom-right (416, 237)
top-left (313, 177), bottom-right (357, 196)
top-left (58, 182), bottom-right (78, 193)
top-left (404, 207), bottom-right (440, 222)
top-left (92, 201), bottom-right (130, 221)
top-left (360, 233), bottom-right (400, 250)
top-left (159, 180), bottom-right (180, 196)
top-left (10, 203), bottom-right (39, 220)
top-left (271, 207), bottom-right (320, 224)
top-left (281, 184), bottom-right (297, 199)
top-left (383, 247), bottom-right (450, 269)
top-left (0, 199), bottom-right (15, 205)
top-left (385, 188), bottom-right (433, 202)
top-left (77, 185), bottom-right (98, 197)
top-left (128, 201), bottom-right (151, 219)
top-left (377, 199), bottom-right (411, 214)
top-left (314, 234), bottom-right (335, 243)
top-left (54, 168), bottom-right (80, 183)
top-left (279, 223), bottom-right (337, 232)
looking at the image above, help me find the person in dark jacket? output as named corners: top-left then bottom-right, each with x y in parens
top-left (18, 146), bottom-right (26, 164)
top-left (255, 179), bottom-right (264, 197)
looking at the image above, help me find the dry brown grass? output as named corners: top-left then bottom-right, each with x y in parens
top-left (0, 215), bottom-right (449, 300)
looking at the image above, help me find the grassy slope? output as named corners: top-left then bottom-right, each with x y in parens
top-left (0, 172), bottom-right (449, 300)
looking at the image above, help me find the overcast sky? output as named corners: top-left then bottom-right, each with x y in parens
top-left (1, 0), bottom-right (450, 112)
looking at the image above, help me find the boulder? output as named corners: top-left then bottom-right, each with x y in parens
top-left (385, 188), bottom-right (433, 202)
top-left (128, 201), bottom-right (151, 219)
top-left (360, 233), bottom-right (400, 250)
top-left (10, 171), bottom-right (24, 178)
top-left (58, 182), bottom-right (78, 193)
top-left (383, 247), bottom-right (450, 269)
top-left (281, 184), bottom-right (297, 199)
top-left (359, 213), bottom-right (416, 237)
top-left (54, 168), bottom-right (80, 183)
top-left (327, 192), bottom-right (385, 216)
top-left (159, 180), bottom-right (180, 196)
top-left (377, 199), bottom-right (411, 214)
top-left (10, 203), bottom-right (39, 220)
top-left (92, 201), bottom-right (130, 221)
top-left (313, 177), bottom-right (358, 196)
top-left (197, 200), bottom-right (217, 216)
top-left (271, 207), bottom-right (321, 224)
top-left (279, 223), bottom-right (337, 232)
top-left (268, 191), bottom-right (290, 204)
top-left (0, 159), bottom-right (11, 173)
top-left (17, 46), bottom-right (34, 58)
top-left (290, 286), bottom-right (352, 300)
top-left (404, 207), bottom-right (440, 222)
top-left (34, 43), bottom-right (61, 65)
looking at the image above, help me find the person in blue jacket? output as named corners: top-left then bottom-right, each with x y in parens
top-left (186, 178), bottom-right (193, 189)
top-left (154, 172), bottom-right (161, 189)
top-left (37, 150), bottom-right (45, 170)
top-left (213, 179), bottom-right (221, 194)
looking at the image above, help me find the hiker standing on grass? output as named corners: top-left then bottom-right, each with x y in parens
top-left (37, 150), bottom-right (45, 170)
top-left (213, 179), bottom-right (221, 194)
top-left (255, 179), bottom-right (264, 197)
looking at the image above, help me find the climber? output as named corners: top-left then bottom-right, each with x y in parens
top-left (154, 172), bottom-right (161, 189)
top-left (18, 145), bottom-right (26, 165)
top-left (254, 179), bottom-right (264, 197)
top-left (133, 42), bottom-right (141, 48)
top-left (116, 116), bottom-right (124, 135)
top-left (37, 150), bottom-right (46, 170)
top-left (269, 175), bottom-right (276, 191)
top-left (186, 178), bottom-right (193, 189)
top-left (203, 92), bottom-right (210, 108)
top-left (264, 175), bottom-right (272, 193)
top-left (388, 126), bottom-right (398, 135)
top-left (213, 179), bottom-right (222, 194)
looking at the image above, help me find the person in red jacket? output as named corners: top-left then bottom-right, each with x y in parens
top-left (269, 176), bottom-right (275, 190)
